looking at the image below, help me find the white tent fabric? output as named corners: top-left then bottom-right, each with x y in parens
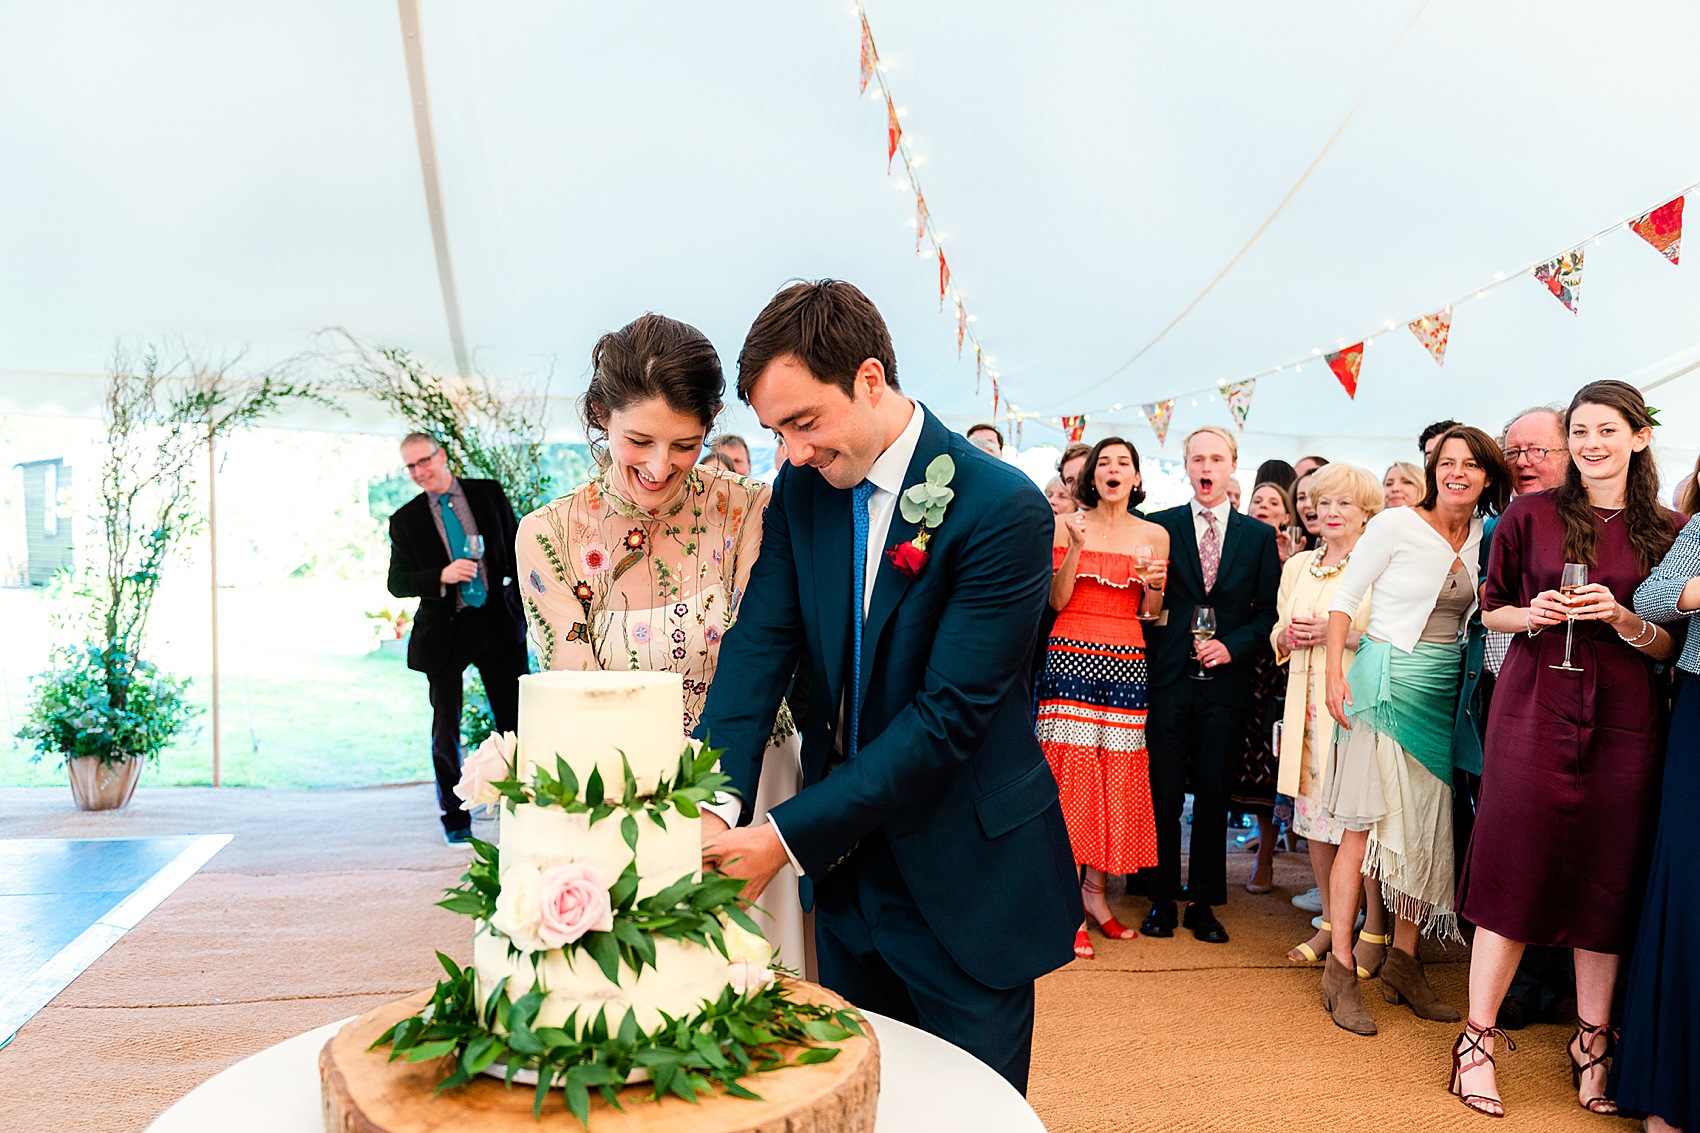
top-left (4, 1), bottom-right (1700, 475)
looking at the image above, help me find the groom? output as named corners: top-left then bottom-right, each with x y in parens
top-left (696, 280), bottom-right (1080, 1091)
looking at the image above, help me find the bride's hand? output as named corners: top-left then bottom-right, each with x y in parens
top-left (700, 812), bottom-right (730, 841)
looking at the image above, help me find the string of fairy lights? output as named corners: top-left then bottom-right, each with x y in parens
top-left (853, 3), bottom-right (1691, 448)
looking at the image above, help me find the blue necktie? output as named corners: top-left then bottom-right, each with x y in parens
top-left (848, 480), bottom-right (876, 760)
top-left (438, 494), bottom-right (487, 608)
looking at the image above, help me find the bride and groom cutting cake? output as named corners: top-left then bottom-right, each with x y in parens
top-left (516, 279), bottom-right (1082, 1091)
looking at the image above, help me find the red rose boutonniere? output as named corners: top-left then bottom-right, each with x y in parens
top-left (885, 455), bottom-right (955, 580)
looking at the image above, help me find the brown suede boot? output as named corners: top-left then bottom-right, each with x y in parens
top-left (1321, 954), bottom-right (1377, 1035)
top-left (1380, 946), bottom-right (1462, 1022)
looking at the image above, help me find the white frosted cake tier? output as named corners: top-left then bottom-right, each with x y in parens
top-left (473, 924), bottom-right (731, 1036)
top-left (500, 803), bottom-right (700, 903)
top-left (517, 670), bottom-right (685, 794)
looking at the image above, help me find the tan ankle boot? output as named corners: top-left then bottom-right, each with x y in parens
top-left (1380, 946), bottom-right (1461, 1022)
top-left (1321, 954), bottom-right (1377, 1035)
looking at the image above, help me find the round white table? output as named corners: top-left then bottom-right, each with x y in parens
top-left (145, 1009), bottom-right (1044, 1132)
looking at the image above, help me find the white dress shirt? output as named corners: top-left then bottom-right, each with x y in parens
top-left (704, 400), bottom-right (925, 873)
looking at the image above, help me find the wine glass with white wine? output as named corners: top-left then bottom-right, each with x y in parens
top-left (1551, 562), bottom-right (1587, 673)
top-left (1134, 543), bottom-right (1163, 622)
top-left (1190, 605), bottom-right (1217, 681)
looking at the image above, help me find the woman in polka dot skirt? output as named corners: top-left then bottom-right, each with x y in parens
top-left (1037, 436), bottom-right (1169, 959)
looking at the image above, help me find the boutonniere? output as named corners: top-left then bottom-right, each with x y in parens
top-left (886, 455), bottom-right (955, 579)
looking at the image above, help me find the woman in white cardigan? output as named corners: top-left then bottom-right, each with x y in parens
top-left (1316, 426), bottom-right (1512, 1036)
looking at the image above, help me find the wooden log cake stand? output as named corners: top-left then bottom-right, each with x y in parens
top-left (320, 982), bottom-right (879, 1133)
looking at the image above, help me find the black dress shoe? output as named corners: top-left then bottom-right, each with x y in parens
top-left (1140, 902), bottom-right (1177, 938)
top-left (1183, 902), bottom-right (1230, 944)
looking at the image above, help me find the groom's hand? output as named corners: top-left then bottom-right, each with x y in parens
top-left (702, 824), bottom-right (787, 903)
top-left (700, 812), bottom-right (730, 840)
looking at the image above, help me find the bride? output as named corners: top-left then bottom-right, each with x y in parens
top-left (513, 312), bottom-right (807, 972)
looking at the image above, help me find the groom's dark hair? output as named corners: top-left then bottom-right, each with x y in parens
top-left (737, 280), bottom-right (899, 402)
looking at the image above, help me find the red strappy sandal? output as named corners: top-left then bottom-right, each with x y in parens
top-left (1569, 1019), bottom-right (1619, 1115)
top-left (1449, 1020), bottom-right (1513, 1118)
top-left (1081, 878), bottom-right (1138, 941)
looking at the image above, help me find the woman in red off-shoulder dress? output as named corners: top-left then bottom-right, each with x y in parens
top-left (1037, 437), bottom-right (1169, 959)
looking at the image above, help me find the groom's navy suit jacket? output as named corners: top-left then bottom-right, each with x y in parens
top-left (696, 408), bottom-right (1081, 991)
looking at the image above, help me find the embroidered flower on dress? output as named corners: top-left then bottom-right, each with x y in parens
top-left (672, 646), bottom-right (687, 660)
top-left (624, 529), bottom-right (645, 551)
top-left (704, 626), bottom-right (721, 645)
top-left (528, 570), bottom-right (546, 594)
top-left (671, 628), bottom-right (686, 644)
top-left (632, 623), bottom-right (650, 643)
top-left (572, 581), bottom-right (594, 612)
top-left (579, 541), bottom-right (611, 575)
top-left (674, 602), bottom-right (689, 617)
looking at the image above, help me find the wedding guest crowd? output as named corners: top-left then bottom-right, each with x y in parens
top-left (1023, 379), bottom-right (1695, 1126)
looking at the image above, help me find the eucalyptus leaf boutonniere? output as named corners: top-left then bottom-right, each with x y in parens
top-left (887, 455), bottom-right (955, 579)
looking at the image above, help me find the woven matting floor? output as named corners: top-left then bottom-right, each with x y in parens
top-left (0, 785), bottom-right (1636, 1132)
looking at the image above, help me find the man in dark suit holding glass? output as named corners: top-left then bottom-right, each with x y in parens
top-left (1140, 425), bottom-right (1280, 943)
top-left (386, 432), bottom-right (528, 843)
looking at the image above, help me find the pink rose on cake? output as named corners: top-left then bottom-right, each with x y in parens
top-left (454, 731), bottom-right (516, 811)
top-left (490, 861), bottom-right (615, 951)
top-left (536, 862), bottom-right (615, 947)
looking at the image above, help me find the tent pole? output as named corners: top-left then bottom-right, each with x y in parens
top-left (396, 0), bottom-right (472, 380)
top-left (207, 427), bottom-right (221, 788)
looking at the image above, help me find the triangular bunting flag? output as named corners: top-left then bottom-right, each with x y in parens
top-left (858, 14), bottom-right (875, 94)
top-left (915, 191), bottom-right (930, 254)
top-left (956, 300), bottom-right (966, 357)
top-left (974, 344), bottom-right (983, 393)
top-left (1630, 196), bottom-right (1683, 265)
top-left (1060, 414), bottom-right (1087, 442)
top-left (1144, 399), bottom-right (1175, 447)
top-left (990, 377), bottom-right (1000, 419)
top-left (1531, 248), bottom-right (1584, 314)
top-left (885, 95), bottom-right (901, 172)
top-left (1325, 343), bottom-right (1364, 399)
top-left (1407, 307), bottom-right (1452, 367)
top-left (938, 248), bottom-right (950, 311)
top-left (1224, 380), bottom-right (1256, 429)
top-left (1014, 415), bottom-right (1024, 448)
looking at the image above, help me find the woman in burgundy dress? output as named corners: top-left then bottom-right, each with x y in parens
top-left (1450, 381), bottom-right (1681, 1119)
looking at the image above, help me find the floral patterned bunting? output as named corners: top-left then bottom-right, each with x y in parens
top-left (1325, 343), bottom-right (1364, 399)
top-left (915, 191), bottom-right (930, 254)
top-left (1630, 196), bottom-right (1683, 265)
top-left (858, 14), bottom-right (875, 94)
top-left (1407, 307), bottom-right (1452, 367)
top-left (974, 344), bottom-right (983, 393)
top-left (1531, 247), bottom-right (1584, 314)
top-left (885, 94), bottom-right (901, 172)
top-left (1144, 399), bottom-right (1175, 447)
top-left (956, 299), bottom-right (967, 357)
top-left (1060, 414), bottom-right (1087, 442)
top-left (990, 377), bottom-right (1000, 419)
top-left (938, 248), bottom-right (950, 310)
top-left (1224, 380), bottom-right (1256, 428)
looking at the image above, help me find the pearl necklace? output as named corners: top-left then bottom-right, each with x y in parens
top-left (1307, 549), bottom-right (1351, 578)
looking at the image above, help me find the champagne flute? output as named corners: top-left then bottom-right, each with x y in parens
top-left (1285, 523), bottom-right (1307, 554)
top-left (1190, 605), bottom-right (1217, 681)
top-left (1134, 543), bottom-right (1162, 623)
top-left (1551, 562), bottom-right (1586, 672)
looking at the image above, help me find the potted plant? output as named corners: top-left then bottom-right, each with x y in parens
top-left (17, 644), bottom-right (198, 809)
top-left (15, 347), bottom-right (329, 809)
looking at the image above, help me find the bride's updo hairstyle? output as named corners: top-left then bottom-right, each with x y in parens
top-left (581, 313), bottom-right (725, 466)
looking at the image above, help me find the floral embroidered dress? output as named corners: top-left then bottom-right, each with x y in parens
top-left (514, 466), bottom-right (805, 969)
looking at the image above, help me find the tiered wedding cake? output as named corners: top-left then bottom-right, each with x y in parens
top-left (325, 669), bottom-right (877, 1130)
top-left (473, 671), bottom-right (740, 1035)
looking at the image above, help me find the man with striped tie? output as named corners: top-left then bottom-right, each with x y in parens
top-left (387, 432), bottom-right (529, 843)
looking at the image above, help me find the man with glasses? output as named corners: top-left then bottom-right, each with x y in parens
top-left (1501, 407), bottom-right (1568, 498)
top-left (387, 432), bottom-right (529, 843)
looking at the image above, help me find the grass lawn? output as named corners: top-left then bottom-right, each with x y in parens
top-left (0, 578), bottom-right (456, 790)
